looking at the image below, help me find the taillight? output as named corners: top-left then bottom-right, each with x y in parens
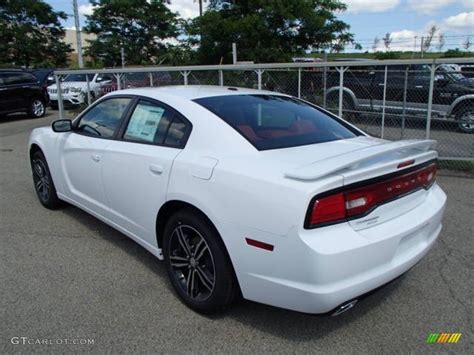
top-left (306, 162), bottom-right (437, 228)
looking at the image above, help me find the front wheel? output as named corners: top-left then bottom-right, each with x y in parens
top-left (163, 209), bottom-right (239, 314)
top-left (31, 150), bottom-right (62, 209)
top-left (456, 106), bottom-right (474, 133)
top-left (28, 98), bottom-right (46, 118)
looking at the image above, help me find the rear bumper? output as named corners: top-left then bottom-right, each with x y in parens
top-left (222, 183), bottom-right (446, 314)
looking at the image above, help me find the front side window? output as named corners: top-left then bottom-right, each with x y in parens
top-left (76, 98), bottom-right (131, 138)
top-left (194, 95), bottom-right (359, 150)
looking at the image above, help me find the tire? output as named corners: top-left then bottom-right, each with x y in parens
top-left (455, 106), bottom-right (474, 133)
top-left (30, 150), bottom-right (62, 209)
top-left (28, 98), bottom-right (46, 118)
top-left (163, 208), bottom-right (239, 314)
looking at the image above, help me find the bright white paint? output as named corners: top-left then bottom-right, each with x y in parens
top-left (29, 86), bottom-right (446, 314)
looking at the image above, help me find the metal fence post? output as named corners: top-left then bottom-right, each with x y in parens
top-left (381, 66), bottom-right (388, 139)
top-left (149, 72), bottom-right (154, 86)
top-left (55, 73), bottom-right (64, 120)
top-left (425, 63), bottom-right (436, 139)
top-left (181, 71), bottom-right (190, 85)
top-left (114, 74), bottom-right (122, 90)
top-left (86, 75), bottom-right (91, 106)
top-left (297, 68), bottom-right (302, 99)
top-left (337, 66), bottom-right (347, 118)
top-left (219, 70), bottom-right (224, 86)
top-left (256, 69), bottom-right (264, 90)
top-left (323, 65), bottom-right (328, 109)
top-left (401, 66), bottom-right (409, 139)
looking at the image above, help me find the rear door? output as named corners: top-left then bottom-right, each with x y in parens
top-left (57, 97), bottom-right (132, 215)
top-left (101, 99), bottom-right (191, 245)
top-left (0, 73), bottom-right (26, 111)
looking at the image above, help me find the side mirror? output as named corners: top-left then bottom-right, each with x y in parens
top-left (435, 75), bottom-right (449, 87)
top-left (52, 119), bottom-right (72, 133)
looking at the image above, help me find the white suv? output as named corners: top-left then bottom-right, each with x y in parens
top-left (48, 73), bottom-right (113, 108)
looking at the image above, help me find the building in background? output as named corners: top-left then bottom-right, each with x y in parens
top-left (63, 29), bottom-right (96, 65)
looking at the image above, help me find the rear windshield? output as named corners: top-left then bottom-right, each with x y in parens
top-left (194, 95), bottom-right (359, 150)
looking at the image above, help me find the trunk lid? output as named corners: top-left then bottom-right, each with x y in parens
top-left (268, 136), bottom-right (438, 230)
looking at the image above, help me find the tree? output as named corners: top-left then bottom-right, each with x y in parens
top-left (186, 0), bottom-right (353, 64)
top-left (372, 36), bottom-right (380, 52)
top-left (463, 37), bottom-right (472, 51)
top-left (84, 0), bottom-right (180, 67)
top-left (437, 33), bottom-right (445, 52)
top-left (422, 25), bottom-right (437, 52)
top-left (0, 0), bottom-right (72, 67)
top-left (383, 32), bottom-right (392, 51)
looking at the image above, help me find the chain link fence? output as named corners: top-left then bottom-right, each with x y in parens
top-left (53, 58), bottom-right (474, 168)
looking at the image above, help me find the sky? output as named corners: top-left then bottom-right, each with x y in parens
top-left (46, 0), bottom-right (474, 52)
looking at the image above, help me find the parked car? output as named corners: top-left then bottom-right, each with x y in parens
top-left (324, 63), bottom-right (474, 133)
top-left (98, 72), bottom-right (172, 97)
top-left (48, 73), bottom-right (114, 108)
top-left (0, 70), bottom-right (49, 118)
top-left (28, 68), bottom-right (55, 88)
top-left (29, 86), bottom-right (446, 315)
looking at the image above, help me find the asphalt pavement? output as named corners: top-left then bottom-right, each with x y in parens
top-left (0, 112), bottom-right (472, 353)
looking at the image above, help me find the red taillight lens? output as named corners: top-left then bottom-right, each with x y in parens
top-left (309, 192), bottom-right (346, 226)
top-left (307, 163), bottom-right (437, 228)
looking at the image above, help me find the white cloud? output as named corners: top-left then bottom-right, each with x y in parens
top-left (78, 4), bottom-right (96, 16)
top-left (408, 0), bottom-right (474, 14)
top-left (166, 0), bottom-right (209, 19)
top-left (344, 0), bottom-right (400, 13)
top-left (443, 11), bottom-right (474, 31)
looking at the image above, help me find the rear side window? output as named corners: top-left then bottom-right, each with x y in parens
top-left (123, 100), bottom-right (190, 148)
top-left (194, 95), bottom-right (359, 150)
top-left (123, 100), bottom-right (174, 144)
top-left (1, 72), bottom-right (37, 85)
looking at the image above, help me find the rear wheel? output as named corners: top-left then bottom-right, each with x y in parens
top-left (456, 106), bottom-right (474, 133)
top-left (30, 150), bottom-right (62, 209)
top-left (28, 98), bottom-right (46, 118)
top-left (163, 209), bottom-right (239, 314)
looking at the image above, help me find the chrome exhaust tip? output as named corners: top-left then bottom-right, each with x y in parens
top-left (331, 299), bottom-right (358, 317)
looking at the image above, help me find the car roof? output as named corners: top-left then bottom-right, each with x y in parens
top-left (106, 85), bottom-right (287, 100)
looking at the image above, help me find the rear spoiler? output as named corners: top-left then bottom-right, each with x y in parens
top-left (285, 139), bottom-right (437, 181)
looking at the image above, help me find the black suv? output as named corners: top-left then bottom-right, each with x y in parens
top-left (0, 70), bottom-right (49, 118)
top-left (323, 64), bottom-right (474, 133)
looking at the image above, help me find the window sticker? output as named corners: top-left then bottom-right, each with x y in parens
top-left (125, 104), bottom-right (165, 143)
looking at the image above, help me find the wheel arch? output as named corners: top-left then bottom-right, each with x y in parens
top-left (325, 87), bottom-right (358, 108)
top-left (156, 200), bottom-right (219, 251)
top-left (447, 95), bottom-right (474, 117)
top-left (155, 199), bottom-right (241, 293)
top-left (29, 143), bottom-right (43, 158)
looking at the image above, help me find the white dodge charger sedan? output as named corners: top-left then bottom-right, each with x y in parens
top-left (29, 86), bottom-right (446, 315)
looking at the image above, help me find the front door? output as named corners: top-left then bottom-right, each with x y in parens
top-left (58, 97), bottom-right (132, 215)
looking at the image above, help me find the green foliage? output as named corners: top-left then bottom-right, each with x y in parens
top-left (0, 0), bottom-right (72, 68)
top-left (186, 0), bottom-right (353, 64)
top-left (442, 49), bottom-right (473, 58)
top-left (84, 0), bottom-right (180, 67)
top-left (374, 51), bottom-right (401, 60)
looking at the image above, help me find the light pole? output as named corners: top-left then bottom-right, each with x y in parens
top-left (72, 0), bottom-right (84, 68)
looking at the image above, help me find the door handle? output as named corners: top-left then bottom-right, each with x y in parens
top-left (415, 85), bottom-right (423, 89)
top-left (91, 153), bottom-right (101, 162)
top-left (149, 164), bottom-right (164, 175)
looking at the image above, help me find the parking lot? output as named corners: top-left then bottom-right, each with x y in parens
top-left (0, 113), bottom-right (472, 352)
